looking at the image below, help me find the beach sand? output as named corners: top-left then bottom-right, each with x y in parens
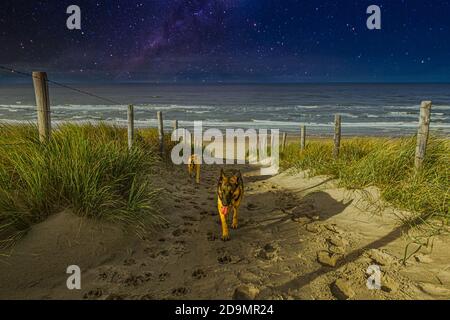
top-left (0, 162), bottom-right (449, 300)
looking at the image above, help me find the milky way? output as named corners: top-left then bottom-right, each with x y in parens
top-left (1, 0), bottom-right (449, 82)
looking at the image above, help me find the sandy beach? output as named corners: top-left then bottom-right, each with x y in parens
top-left (1, 161), bottom-right (449, 300)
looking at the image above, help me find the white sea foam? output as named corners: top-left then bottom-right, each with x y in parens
top-left (0, 103), bottom-right (448, 133)
top-left (295, 105), bottom-right (319, 109)
top-left (388, 111), bottom-right (416, 117)
top-left (385, 105), bottom-right (450, 111)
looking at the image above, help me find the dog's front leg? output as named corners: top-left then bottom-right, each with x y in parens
top-left (218, 202), bottom-right (229, 241)
top-left (231, 207), bottom-right (238, 229)
top-left (220, 213), bottom-right (229, 241)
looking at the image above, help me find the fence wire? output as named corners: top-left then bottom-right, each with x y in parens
top-left (0, 65), bottom-right (123, 106)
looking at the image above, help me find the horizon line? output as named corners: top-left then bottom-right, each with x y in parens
top-left (2, 80), bottom-right (450, 85)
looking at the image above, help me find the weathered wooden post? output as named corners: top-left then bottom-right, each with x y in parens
top-left (127, 104), bottom-right (134, 150)
top-left (173, 120), bottom-right (178, 131)
top-left (415, 101), bottom-right (432, 170)
top-left (333, 115), bottom-right (341, 159)
top-left (300, 125), bottom-right (306, 151)
top-left (32, 71), bottom-right (51, 142)
top-left (282, 132), bottom-right (287, 151)
top-left (157, 111), bottom-right (165, 155)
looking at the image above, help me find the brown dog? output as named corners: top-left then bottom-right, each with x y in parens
top-left (188, 154), bottom-right (200, 184)
top-left (217, 169), bottom-right (244, 241)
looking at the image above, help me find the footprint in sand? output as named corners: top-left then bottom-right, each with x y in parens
top-left (124, 274), bottom-right (146, 287)
top-left (217, 249), bottom-right (233, 264)
top-left (173, 242), bottom-right (187, 255)
top-left (98, 269), bottom-right (127, 284)
top-left (172, 228), bottom-right (190, 237)
top-left (149, 249), bottom-right (170, 258)
top-left (104, 293), bottom-right (126, 300)
top-left (218, 256), bottom-right (232, 264)
top-left (192, 269), bottom-right (207, 280)
top-left (98, 271), bottom-right (108, 281)
top-left (123, 258), bottom-right (136, 266)
top-left (83, 288), bottom-right (103, 299)
top-left (159, 272), bottom-right (170, 282)
top-left (257, 243), bottom-right (279, 261)
top-left (172, 287), bottom-right (189, 296)
top-left (123, 271), bottom-right (152, 287)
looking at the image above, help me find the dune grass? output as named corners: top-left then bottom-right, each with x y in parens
top-left (0, 123), bottom-right (171, 247)
top-left (281, 136), bottom-right (450, 225)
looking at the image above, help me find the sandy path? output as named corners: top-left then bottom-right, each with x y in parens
top-left (1, 164), bottom-right (449, 300)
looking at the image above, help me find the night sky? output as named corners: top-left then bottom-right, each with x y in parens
top-left (1, 0), bottom-right (450, 83)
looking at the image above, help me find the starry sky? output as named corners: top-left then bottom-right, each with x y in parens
top-left (1, 0), bottom-right (450, 83)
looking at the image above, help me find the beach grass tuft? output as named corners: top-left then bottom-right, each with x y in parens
top-left (281, 136), bottom-right (449, 223)
top-left (0, 123), bottom-right (170, 247)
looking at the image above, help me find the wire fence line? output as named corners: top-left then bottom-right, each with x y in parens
top-left (0, 65), bottom-right (123, 106)
top-left (0, 66), bottom-right (436, 170)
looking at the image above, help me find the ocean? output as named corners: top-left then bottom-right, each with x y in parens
top-left (0, 83), bottom-right (449, 136)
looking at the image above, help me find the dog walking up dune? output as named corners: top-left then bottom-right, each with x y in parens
top-left (217, 169), bottom-right (244, 241)
top-left (188, 154), bottom-right (201, 184)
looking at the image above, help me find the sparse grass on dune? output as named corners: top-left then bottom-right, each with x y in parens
top-left (281, 136), bottom-right (450, 224)
top-left (0, 123), bottom-right (171, 247)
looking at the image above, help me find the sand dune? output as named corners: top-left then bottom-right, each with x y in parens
top-left (0, 164), bottom-right (449, 300)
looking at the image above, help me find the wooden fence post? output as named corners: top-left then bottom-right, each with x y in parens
top-left (127, 104), bottom-right (134, 150)
top-left (333, 115), bottom-right (341, 159)
top-left (300, 125), bottom-right (306, 151)
top-left (415, 101), bottom-right (432, 170)
top-left (32, 71), bottom-right (51, 142)
top-left (157, 111), bottom-right (165, 155)
top-left (173, 120), bottom-right (178, 131)
top-left (282, 132), bottom-right (287, 151)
